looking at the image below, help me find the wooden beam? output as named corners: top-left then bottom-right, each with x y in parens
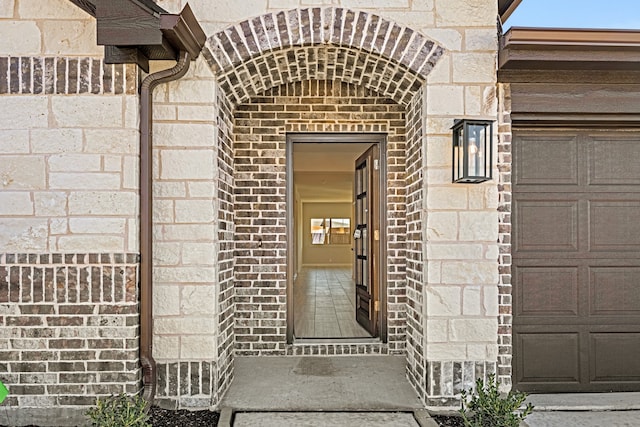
top-left (68, 0), bottom-right (205, 66)
top-left (96, 0), bottom-right (163, 46)
top-left (105, 46), bottom-right (150, 72)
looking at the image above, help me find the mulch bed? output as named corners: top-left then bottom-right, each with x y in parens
top-left (1, 409), bottom-right (467, 427)
top-left (432, 414), bottom-right (466, 427)
top-left (0, 408), bottom-right (219, 427)
top-left (148, 407), bottom-right (219, 426)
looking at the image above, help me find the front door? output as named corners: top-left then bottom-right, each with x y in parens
top-left (354, 144), bottom-right (380, 336)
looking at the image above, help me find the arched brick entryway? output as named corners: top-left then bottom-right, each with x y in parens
top-left (203, 7), bottom-right (443, 105)
top-left (201, 7), bottom-right (445, 405)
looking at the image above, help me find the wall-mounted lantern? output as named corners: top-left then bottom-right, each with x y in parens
top-left (452, 119), bottom-right (493, 183)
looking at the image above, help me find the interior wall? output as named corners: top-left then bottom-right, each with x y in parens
top-left (301, 202), bottom-right (352, 266)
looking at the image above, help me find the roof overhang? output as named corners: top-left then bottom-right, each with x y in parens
top-left (498, 0), bottom-right (522, 23)
top-left (499, 27), bottom-right (640, 71)
top-left (68, 0), bottom-right (206, 72)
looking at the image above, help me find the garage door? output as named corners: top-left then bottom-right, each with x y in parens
top-left (513, 129), bottom-right (640, 392)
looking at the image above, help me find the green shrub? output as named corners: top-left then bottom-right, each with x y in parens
top-left (459, 374), bottom-right (534, 427)
top-left (86, 393), bottom-right (151, 427)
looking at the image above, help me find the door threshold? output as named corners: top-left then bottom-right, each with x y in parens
top-left (293, 337), bottom-right (380, 345)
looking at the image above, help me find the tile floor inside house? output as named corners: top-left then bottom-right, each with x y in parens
top-left (293, 267), bottom-right (371, 338)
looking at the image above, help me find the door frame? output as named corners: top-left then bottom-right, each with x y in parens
top-left (286, 133), bottom-right (388, 344)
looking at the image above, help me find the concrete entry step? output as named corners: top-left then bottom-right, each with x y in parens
top-left (220, 356), bottom-right (424, 411)
top-left (232, 411), bottom-right (421, 427)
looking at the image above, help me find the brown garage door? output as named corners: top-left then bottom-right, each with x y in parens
top-left (513, 129), bottom-right (640, 392)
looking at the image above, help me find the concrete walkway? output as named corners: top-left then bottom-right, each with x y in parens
top-left (219, 357), bottom-right (640, 427)
top-left (522, 392), bottom-right (640, 427)
top-left (233, 412), bottom-right (422, 427)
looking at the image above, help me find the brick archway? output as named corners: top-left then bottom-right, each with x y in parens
top-left (203, 7), bottom-right (445, 105)
top-left (199, 6), bottom-right (444, 403)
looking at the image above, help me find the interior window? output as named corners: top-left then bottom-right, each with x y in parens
top-left (310, 218), bottom-right (350, 245)
top-left (310, 218), bottom-right (328, 244)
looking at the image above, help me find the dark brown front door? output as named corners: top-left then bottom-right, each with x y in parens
top-left (513, 129), bottom-right (640, 392)
top-left (354, 144), bottom-right (380, 336)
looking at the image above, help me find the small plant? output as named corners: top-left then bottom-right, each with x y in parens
top-left (86, 393), bottom-right (151, 427)
top-left (459, 374), bottom-right (534, 427)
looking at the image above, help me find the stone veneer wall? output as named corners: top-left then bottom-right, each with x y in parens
top-left (419, 0), bottom-right (500, 408)
top-left (0, 57), bottom-right (139, 255)
top-left (0, 37), bottom-right (140, 427)
top-left (0, 0), bottom-right (142, 418)
top-left (233, 80), bottom-right (408, 355)
top-left (150, 57), bottom-right (234, 409)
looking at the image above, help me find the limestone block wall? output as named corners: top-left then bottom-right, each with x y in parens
top-left (422, 0), bottom-right (500, 407)
top-left (0, 0), bottom-right (142, 413)
top-left (157, 0), bottom-right (463, 38)
top-left (0, 0), bottom-right (101, 57)
top-left (150, 56), bottom-right (233, 409)
top-left (0, 0), bottom-right (139, 257)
